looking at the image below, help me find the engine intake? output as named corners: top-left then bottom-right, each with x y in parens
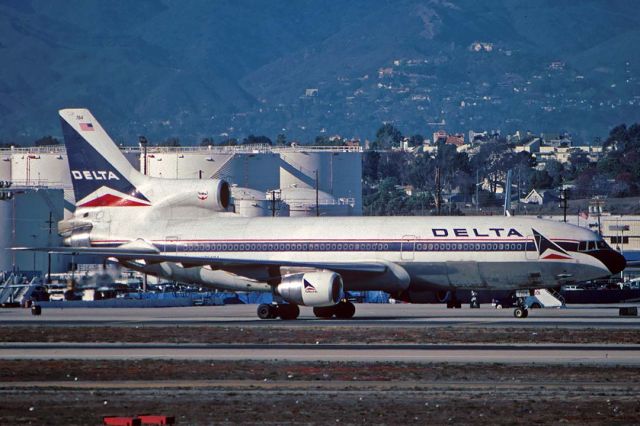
top-left (276, 270), bottom-right (344, 307)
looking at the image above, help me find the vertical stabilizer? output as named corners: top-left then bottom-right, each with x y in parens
top-left (59, 109), bottom-right (151, 208)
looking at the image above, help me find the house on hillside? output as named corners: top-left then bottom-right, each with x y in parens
top-left (521, 189), bottom-right (560, 205)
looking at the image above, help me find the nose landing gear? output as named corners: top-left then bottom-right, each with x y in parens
top-left (513, 306), bottom-right (529, 318)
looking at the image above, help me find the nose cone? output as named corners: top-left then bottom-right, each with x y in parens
top-left (605, 250), bottom-right (627, 274)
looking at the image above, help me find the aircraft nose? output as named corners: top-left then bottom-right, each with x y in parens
top-left (605, 249), bottom-right (627, 274)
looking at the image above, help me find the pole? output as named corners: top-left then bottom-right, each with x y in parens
top-left (47, 211), bottom-right (53, 283)
top-left (139, 136), bottom-right (148, 175)
top-left (562, 189), bottom-right (568, 223)
top-left (517, 167), bottom-right (521, 215)
top-left (475, 169), bottom-right (479, 212)
top-left (315, 170), bottom-right (320, 217)
top-left (597, 200), bottom-right (602, 236)
top-left (435, 167), bottom-right (441, 216)
top-left (271, 190), bottom-right (276, 217)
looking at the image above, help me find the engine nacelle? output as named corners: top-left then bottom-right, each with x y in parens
top-left (276, 270), bottom-right (344, 307)
top-left (152, 178), bottom-right (230, 212)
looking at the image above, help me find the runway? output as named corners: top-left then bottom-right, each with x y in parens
top-left (2, 304), bottom-right (638, 424)
top-left (1, 303), bottom-right (639, 328)
top-left (1, 342), bottom-right (639, 364)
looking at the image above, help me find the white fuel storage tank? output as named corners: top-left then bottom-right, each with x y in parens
top-left (140, 148), bottom-right (280, 193)
top-left (0, 189), bottom-right (65, 274)
top-left (279, 149), bottom-right (362, 215)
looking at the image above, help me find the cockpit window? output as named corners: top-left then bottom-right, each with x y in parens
top-left (579, 240), bottom-right (609, 252)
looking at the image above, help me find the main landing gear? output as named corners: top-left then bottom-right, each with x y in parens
top-left (257, 303), bottom-right (300, 320)
top-left (313, 300), bottom-right (356, 319)
top-left (256, 300), bottom-right (356, 320)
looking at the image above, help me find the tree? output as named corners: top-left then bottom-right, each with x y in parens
top-left (157, 137), bottom-right (180, 147)
top-left (374, 123), bottom-right (403, 149)
top-left (276, 134), bottom-right (287, 146)
top-left (200, 137), bottom-right (215, 146)
top-left (362, 151), bottom-right (380, 184)
top-left (34, 136), bottom-right (60, 146)
top-left (219, 138), bottom-right (238, 146)
top-left (530, 170), bottom-right (553, 189)
top-left (408, 134), bottom-right (424, 147)
top-left (544, 159), bottom-right (566, 188)
top-left (243, 135), bottom-right (272, 145)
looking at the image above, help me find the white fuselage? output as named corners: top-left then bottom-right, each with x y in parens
top-left (83, 209), bottom-right (613, 293)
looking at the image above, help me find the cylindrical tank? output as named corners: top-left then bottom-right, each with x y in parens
top-left (231, 187), bottom-right (270, 217)
top-left (236, 199), bottom-right (271, 217)
top-left (0, 150), bottom-right (11, 182)
top-left (11, 190), bottom-right (66, 274)
top-left (142, 149), bottom-right (280, 192)
top-left (0, 198), bottom-right (13, 271)
top-left (279, 150), bottom-right (362, 215)
top-left (329, 151), bottom-right (362, 215)
top-left (10, 148), bottom-right (69, 187)
top-left (280, 187), bottom-right (352, 217)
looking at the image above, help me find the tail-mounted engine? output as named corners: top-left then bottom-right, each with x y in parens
top-left (59, 222), bottom-right (93, 247)
top-left (276, 270), bottom-right (344, 307)
top-left (152, 178), bottom-right (230, 212)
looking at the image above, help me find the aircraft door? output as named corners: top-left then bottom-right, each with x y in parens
top-left (525, 234), bottom-right (538, 260)
top-left (401, 235), bottom-right (416, 261)
top-left (164, 236), bottom-right (180, 254)
top-left (93, 210), bottom-right (111, 238)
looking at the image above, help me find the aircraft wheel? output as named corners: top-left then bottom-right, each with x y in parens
top-left (513, 307), bottom-right (528, 318)
top-left (257, 304), bottom-right (272, 320)
top-left (279, 304), bottom-right (300, 320)
top-left (335, 301), bottom-right (356, 319)
top-left (313, 306), bottom-right (335, 319)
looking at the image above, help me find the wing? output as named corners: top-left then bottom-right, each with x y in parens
top-left (11, 246), bottom-right (389, 274)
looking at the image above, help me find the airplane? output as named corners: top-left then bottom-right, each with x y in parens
top-left (19, 108), bottom-right (626, 320)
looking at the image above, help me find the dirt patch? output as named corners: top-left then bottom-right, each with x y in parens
top-left (1, 325), bottom-right (638, 344)
top-left (2, 361), bottom-right (640, 424)
top-left (1, 359), bottom-right (639, 383)
top-left (1, 382), bottom-right (640, 425)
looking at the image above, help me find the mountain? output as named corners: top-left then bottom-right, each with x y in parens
top-left (1, 0), bottom-right (639, 144)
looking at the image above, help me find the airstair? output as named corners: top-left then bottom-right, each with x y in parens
top-left (0, 274), bottom-right (42, 306)
top-left (524, 288), bottom-right (565, 308)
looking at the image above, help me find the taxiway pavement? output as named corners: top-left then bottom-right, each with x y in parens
top-left (1, 342), bottom-right (639, 365)
top-left (0, 304), bottom-right (638, 328)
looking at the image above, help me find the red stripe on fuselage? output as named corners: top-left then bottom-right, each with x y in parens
top-left (542, 253), bottom-right (572, 260)
top-left (79, 194), bottom-right (150, 207)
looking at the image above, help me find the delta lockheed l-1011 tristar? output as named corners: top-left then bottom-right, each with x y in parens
top-left (16, 109), bottom-right (626, 319)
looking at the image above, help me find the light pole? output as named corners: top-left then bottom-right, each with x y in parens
top-left (139, 136), bottom-right (148, 175)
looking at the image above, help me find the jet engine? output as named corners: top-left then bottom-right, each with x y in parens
top-left (276, 270), bottom-right (344, 307)
top-left (152, 178), bottom-right (230, 212)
